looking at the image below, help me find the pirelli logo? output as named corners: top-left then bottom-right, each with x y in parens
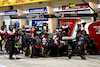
top-left (69, 3), bottom-right (76, 8)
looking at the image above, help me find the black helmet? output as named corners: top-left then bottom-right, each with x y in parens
top-left (79, 37), bottom-right (84, 41)
top-left (48, 36), bottom-right (54, 43)
top-left (62, 31), bottom-right (66, 35)
top-left (9, 25), bottom-right (13, 31)
top-left (90, 38), bottom-right (94, 42)
top-left (18, 30), bottom-right (22, 35)
top-left (56, 33), bottom-right (59, 36)
top-left (1, 26), bottom-right (4, 30)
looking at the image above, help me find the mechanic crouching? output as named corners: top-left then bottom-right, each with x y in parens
top-left (31, 36), bottom-right (42, 57)
top-left (46, 36), bottom-right (58, 57)
top-left (68, 37), bottom-right (87, 60)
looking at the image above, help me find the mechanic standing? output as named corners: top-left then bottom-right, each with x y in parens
top-left (62, 22), bottom-right (70, 36)
top-left (6, 25), bottom-right (16, 59)
top-left (0, 26), bottom-right (5, 51)
top-left (25, 21), bottom-right (30, 33)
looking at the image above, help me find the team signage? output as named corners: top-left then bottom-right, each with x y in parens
top-left (0, 10), bottom-right (17, 15)
top-left (0, 0), bottom-right (49, 7)
top-left (4, 10), bottom-right (17, 15)
top-left (23, 7), bottom-right (47, 14)
top-left (0, 7), bottom-right (47, 15)
top-left (54, 3), bottom-right (90, 12)
top-left (29, 7), bottom-right (47, 13)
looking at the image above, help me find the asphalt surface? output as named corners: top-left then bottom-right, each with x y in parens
top-left (0, 54), bottom-right (100, 67)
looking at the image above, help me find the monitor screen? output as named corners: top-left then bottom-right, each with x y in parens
top-left (36, 31), bottom-right (41, 34)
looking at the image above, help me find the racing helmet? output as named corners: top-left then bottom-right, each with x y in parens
top-left (1, 26), bottom-right (4, 30)
top-left (9, 25), bottom-right (13, 31)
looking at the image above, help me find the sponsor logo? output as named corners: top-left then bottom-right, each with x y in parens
top-left (93, 26), bottom-right (100, 34)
